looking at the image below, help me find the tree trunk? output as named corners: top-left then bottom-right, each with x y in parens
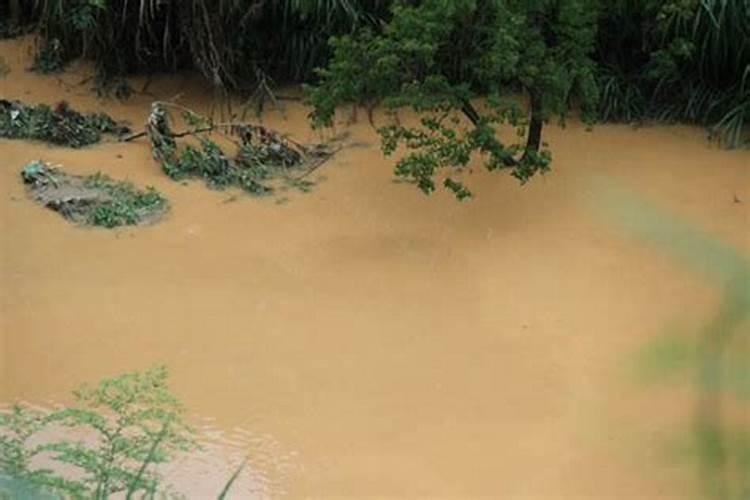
top-left (521, 90), bottom-right (543, 162)
top-left (461, 100), bottom-right (481, 127)
top-left (460, 91), bottom-right (544, 167)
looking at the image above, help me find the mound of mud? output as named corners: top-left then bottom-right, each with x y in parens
top-left (1, 100), bottom-right (129, 148)
top-left (21, 161), bottom-right (167, 228)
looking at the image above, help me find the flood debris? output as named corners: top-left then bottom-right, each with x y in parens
top-left (21, 160), bottom-right (167, 228)
top-left (0, 100), bottom-right (130, 147)
top-left (142, 102), bottom-right (339, 196)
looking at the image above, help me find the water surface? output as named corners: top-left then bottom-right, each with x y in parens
top-left (1, 36), bottom-right (749, 498)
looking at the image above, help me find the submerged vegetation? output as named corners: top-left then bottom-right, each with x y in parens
top-left (0, 100), bottom-right (128, 148)
top-left (22, 161), bottom-right (168, 228)
top-left (144, 102), bottom-right (334, 196)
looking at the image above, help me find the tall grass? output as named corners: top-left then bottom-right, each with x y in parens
top-left (31, 0), bottom-right (388, 92)
top-left (597, 0), bottom-right (749, 146)
top-left (17, 1), bottom-right (750, 146)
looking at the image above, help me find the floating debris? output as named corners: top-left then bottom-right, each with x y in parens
top-left (21, 160), bottom-right (168, 228)
top-left (143, 102), bottom-right (338, 196)
top-left (0, 100), bottom-right (130, 148)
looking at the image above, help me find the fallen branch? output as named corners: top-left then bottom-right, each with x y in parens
top-left (292, 150), bottom-right (339, 180)
top-left (141, 101), bottom-right (340, 195)
top-left (122, 126), bottom-right (216, 143)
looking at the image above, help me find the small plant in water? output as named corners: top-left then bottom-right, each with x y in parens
top-left (0, 367), bottom-right (197, 499)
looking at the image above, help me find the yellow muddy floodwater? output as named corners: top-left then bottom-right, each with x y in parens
top-left (1, 37), bottom-right (749, 498)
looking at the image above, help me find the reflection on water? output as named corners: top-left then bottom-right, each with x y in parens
top-left (163, 418), bottom-right (300, 499)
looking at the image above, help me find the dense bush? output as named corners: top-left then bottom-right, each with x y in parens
top-left (30, 0), bottom-right (389, 91)
top-left (21, 1), bottom-right (747, 148)
top-left (307, 0), bottom-right (600, 197)
top-left (3, 1), bottom-right (746, 196)
top-left (596, 0), bottom-right (749, 147)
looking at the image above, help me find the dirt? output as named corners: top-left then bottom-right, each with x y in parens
top-left (1, 35), bottom-right (749, 499)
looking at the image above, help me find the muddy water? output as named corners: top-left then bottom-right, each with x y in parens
top-left (1, 37), bottom-right (749, 498)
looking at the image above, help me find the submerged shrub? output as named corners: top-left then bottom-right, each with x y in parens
top-left (145, 102), bottom-right (331, 196)
top-left (0, 100), bottom-right (129, 147)
top-left (21, 161), bottom-right (168, 228)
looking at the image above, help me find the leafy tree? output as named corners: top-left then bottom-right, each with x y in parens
top-left (306, 0), bottom-right (599, 199)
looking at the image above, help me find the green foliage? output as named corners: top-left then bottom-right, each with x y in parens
top-left (0, 473), bottom-right (59, 500)
top-left (306, 0), bottom-right (599, 199)
top-left (26, 0), bottom-right (748, 150)
top-left (146, 103), bottom-right (321, 196)
top-left (31, 39), bottom-right (66, 74)
top-left (596, 0), bottom-right (750, 147)
top-left (21, 162), bottom-right (168, 229)
top-left (159, 134), bottom-right (278, 195)
top-left (0, 406), bottom-right (49, 478)
top-left (83, 173), bottom-right (167, 228)
top-left (0, 367), bottom-right (197, 499)
top-left (32, 0), bottom-right (389, 92)
top-left (0, 100), bottom-right (128, 148)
